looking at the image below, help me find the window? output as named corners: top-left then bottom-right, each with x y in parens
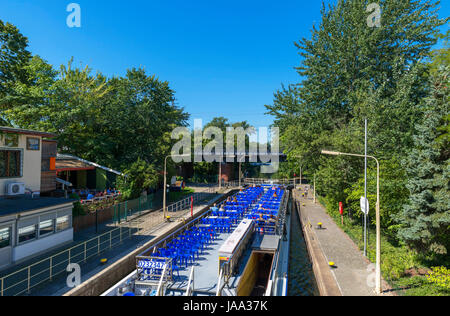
top-left (0, 227), bottom-right (11, 249)
top-left (56, 216), bottom-right (70, 232)
top-left (4, 134), bottom-right (19, 147)
top-left (27, 137), bottom-right (40, 151)
top-left (0, 150), bottom-right (22, 178)
top-left (18, 225), bottom-right (37, 244)
top-left (39, 219), bottom-right (54, 237)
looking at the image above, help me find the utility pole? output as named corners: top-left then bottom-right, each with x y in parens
top-left (219, 161), bottom-right (222, 190)
top-left (364, 119), bottom-right (368, 257)
top-left (313, 174), bottom-right (316, 204)
top-left (321, 150), bottom-right (382, 294)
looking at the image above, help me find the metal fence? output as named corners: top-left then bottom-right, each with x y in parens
top-left (128, 187), bottom-right (222, 235)
top-left (0, 226), bottom-right (135, 297)
top-left (243, 178), bottom-right (299, 186)
top-left (112, 194), bottom-right (154, 224)
top-left (0, 185), bottom-right (234, 297)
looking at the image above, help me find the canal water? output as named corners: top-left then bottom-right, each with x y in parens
top-left (288, 199), bottom-right (319, 296)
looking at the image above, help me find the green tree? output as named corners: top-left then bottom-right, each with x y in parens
top-left (117, 159), bottom-right (160, 200)
top-left (397, 66), bottom-right (449, 256)
top-left (0, 20), bottom-right (32, 122)
top-left (266, 0), bottom-right (446, 235)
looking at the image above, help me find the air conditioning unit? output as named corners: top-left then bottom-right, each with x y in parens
top-left (6, 182), bottom-right (26, 196)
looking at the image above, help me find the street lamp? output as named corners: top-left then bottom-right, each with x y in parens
top-left (321, 149), bottom-right (382, 295)
top-left (163, 154), bottom-right (190, 220)
top-left (237, 154), bottom-right (252, 187)
top-left (291, 155), bottom-right (303, 187)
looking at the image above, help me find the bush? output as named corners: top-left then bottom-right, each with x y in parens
top-left (72, 201), bottom-right (86, 217)
top-left (427, 267), bottom-right (450, 291)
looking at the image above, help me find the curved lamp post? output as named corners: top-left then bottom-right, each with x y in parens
top-left (321, 150), bottom-right (381, 295)
top-left (163, 154), bottom-right (190, 220)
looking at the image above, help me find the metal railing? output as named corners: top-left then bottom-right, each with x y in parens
top-left (185, 267), bottom-right (195, 296)
top-left (0, 226), bottom-right (134, 297)
top-left (128, 188), bottom-right (222, 235)
top-left (0, 186), bottom-right (226, 297)
top-left (243, 178), bottom-right (298, 186)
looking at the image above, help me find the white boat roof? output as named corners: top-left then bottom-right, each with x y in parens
top-left (219, 219), bottom-right (253, 256)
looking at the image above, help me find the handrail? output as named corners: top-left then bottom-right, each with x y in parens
top-left (0, 225), bottom-right (132, 296)
top-left (185, 267), bottom-right (195, 296)
top-left (0, 189), bottom-right (218, 296)
top-left (216, 268), bottom-right (224, 297)
top-left (216, 262), bottom-right (231, 296)
top-left (156, 265), bottom-right (168, 296)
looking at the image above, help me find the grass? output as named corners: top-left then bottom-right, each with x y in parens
top-left (168, 187), bottom-right (195, 203)
top-left (317, 196), bottom-right (450, 296)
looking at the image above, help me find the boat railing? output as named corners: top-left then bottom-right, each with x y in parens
top-left (135, 256), bottom-right (173, 284)
top-left (185, 267), bottom-right (195, 296)
top-left (265, 246), bottom-right (280, 296)
top-left (216, 262), bottom-right (231, 296)
top-left (156, 264), bottom-right (170, 296)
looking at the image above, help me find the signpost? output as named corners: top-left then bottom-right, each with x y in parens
top-left (360, 197), bottom-right (369, 215)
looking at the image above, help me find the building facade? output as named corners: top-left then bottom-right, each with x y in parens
top-left (0, 127), bottom-right (73, 270)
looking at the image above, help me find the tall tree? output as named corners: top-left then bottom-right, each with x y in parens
top-left (398, 65), bottom-right (449, 256)
top-left (0, 20), bottom-right (32, 122)
top-left (266, 0), bottom-right (446, 233)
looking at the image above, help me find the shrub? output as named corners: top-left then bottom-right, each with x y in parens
top-left (427, 267), bottom-right (450, 290)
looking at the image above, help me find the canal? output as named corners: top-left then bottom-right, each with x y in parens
top-left (288, 198), bottom-right (319, 296)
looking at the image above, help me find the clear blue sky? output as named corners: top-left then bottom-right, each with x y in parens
top-left (1, 0), bottom-right (448, 129)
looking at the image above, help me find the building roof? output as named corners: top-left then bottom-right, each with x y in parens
top-left (56, 157), bottom-right (96, 172)
top-left (0, 126), bottom-right (56, 138)
top-left (0, 195), bottom-right (74, 218)
top-left (56, 154), bottom-right (124, 176)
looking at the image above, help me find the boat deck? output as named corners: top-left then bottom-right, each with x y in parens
top-left (102, 185), bottom-right (289, 297)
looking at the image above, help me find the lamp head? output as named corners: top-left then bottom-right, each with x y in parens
top-left (321, 150), bottom-right (341, 156)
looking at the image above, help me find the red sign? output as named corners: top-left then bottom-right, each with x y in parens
top-left (339, 202), bottom-right (344, 215)
top-left (191, 196), bottom-right (194, 217)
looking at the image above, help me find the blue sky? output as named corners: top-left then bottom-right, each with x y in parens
top-left (0, 0), bottom-right (448, 129)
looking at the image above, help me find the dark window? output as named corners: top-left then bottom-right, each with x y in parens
top-left (0, 150), bottom-right (21, 178)
top-left (18, 225), bottom-right (37, 244)
top-left (27, 137), bottom-right (40, 151)
top-left (0, 227), bottom-right (11, 249)
top-left (39, 220), bottom-right (54, 237)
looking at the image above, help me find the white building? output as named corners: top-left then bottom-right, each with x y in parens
top-left (0, 127), bottom-right (73, 269)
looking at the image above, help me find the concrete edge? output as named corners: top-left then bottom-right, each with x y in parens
top-left (294, 194), bottom-right (342, 297)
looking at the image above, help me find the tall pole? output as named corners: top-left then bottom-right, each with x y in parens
top-left (163, 156), bottom-right (169, 220)
top-left (364, 119), bottom-right (368, 257)
top-left (163, 154), bottom-right (189, 220)
top-left (375, 159), bottom-right (381, 295)
top-left (219, 161), bottom-right (222, 190)
top-left (239, 161), bottom-right (241, 187)
top-left (321, 150), bottom-right (381, 294)
top-left (313, 174), bottom-right (316, 204)
top-left (300, 165), bottom-right (302, 187)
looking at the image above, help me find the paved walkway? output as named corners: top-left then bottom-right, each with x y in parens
top-left (295, 188), bottom-right (391, 296)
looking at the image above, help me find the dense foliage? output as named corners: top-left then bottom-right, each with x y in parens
top-left (0, 19), bottom-right (189, 195)
top-left (266, 0), bottom-right (448, 260)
